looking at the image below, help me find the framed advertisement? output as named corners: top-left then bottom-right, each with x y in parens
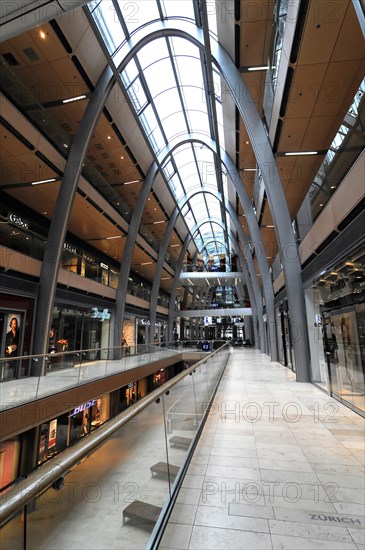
top-left (48, 419), bottom-right (57, 449)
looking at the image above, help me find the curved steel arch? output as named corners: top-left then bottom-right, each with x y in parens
top-left (166, 215), bottom-right (264, 350)
top-left (169, 146), bottom-right (277, 358)
top-left (176, 186), bottom-right (271, 353)
top-left (33, 18), bottom-right (306, 377)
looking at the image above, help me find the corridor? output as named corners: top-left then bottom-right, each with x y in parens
top-left (160, 349), bottom-right (364, 549)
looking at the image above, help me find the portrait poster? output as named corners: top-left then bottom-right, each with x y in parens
top-left (48, 419), bottom-right (57, 449)
top-left (3, 313), bottom-right (22, 358)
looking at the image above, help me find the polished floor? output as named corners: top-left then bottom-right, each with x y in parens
top-left (160, 349), bottom-right (365, 550)
top-left (1, 349), bottom-right (364, 549)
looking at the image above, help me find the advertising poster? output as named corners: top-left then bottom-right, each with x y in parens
top-left (48, 419), bottom-right (57, 448)
top-left (3, 313), bottom-right (21, 358)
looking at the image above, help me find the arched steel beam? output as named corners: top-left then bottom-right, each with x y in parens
top-left (33, 19), bottom-right (306, 377)
top-left (167, 216), bottom-right (263, 350)
top-left (148, 188), bottom-right (264, 350)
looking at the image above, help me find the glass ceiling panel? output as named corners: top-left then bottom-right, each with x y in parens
top-left (174, 56), bottom-right (204, 90)
top-left (121, 59), bottom-right (139, 86)
top-left (160, 111), bottom-right (189, 145)
top-left (118, 0), bottom-right (161, 35)
top-left (143, 59), bottom-right (177, 99)
top-left (161, 0), bottom-right (195, 19)
top-left (90, 0), bottom-right (229, 259)
top-left (170, 36), bottom-right (201, 59)
top-left (90, 0), bottom-right (125, 55)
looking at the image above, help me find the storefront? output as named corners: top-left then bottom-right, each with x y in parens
top-left (37, 394), bottom-right (110, 465)
top-left (307, 246), bottom-right (365, 414)
top-left (0, 437), bottom-right (21, 490)
top-left (48, 303), bottom-right (111, 369)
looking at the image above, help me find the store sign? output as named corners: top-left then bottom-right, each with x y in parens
top-left (64, 242), bottom-right (77, 254)
top-left (8, 212), bottom-right (29, 230)
top-left (69, 399), bottom-right (97, 417)
top-left (91, 308), bottom-right (111, 321)
top-left (100, 262), bottom-right (109, 269)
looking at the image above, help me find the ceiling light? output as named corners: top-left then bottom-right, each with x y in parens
top-left (42, 211), bottom-right (47, 215)
top-left (153, 220), bottom-right (165, 224)
top-left (120, 156), bottom-right (124, 159)
top-left (243, 168), bottom-right (257, 171)
top-left (161, 277), bottom-right (170, 280)
top-left (31, 178), bottom-right (56, 185)
top-left (123, 180), bottom-right (140, 185)
top-left (62, 95), bottom-right (86, 104)
top-left (319, 204), bottom-right (323, 207)
top-left (247, 66), bottom-right (270, 71)
top-left (107, 136), bottom-right (111, 140)
top-left (106, 235), bottom-right (122, 240)
top-left (245, 141), bottom-right (250, 144)
top-left (266, 225), bottom-right (274, 228)
top-left (284, 151), bottom-right (318, 156)
top-left (171, 244), bottom-right (180, 247)
top-left (40, 31), bottom-right (46, 39)
top-left (331, 185), bottom-right (336, 189)
top-left (141, 262), bottom-right (152, 265)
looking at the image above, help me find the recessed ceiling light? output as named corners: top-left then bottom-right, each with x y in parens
top-left (62, 95), bottom-right (86, 104)
top-left (31, 178), bottom-right (56, 185)
top-left (120, 156), bottom-right (124, 159)
top-left (107, 136), bottom-right (111, 140)
top-left (284, 151), bottom-right (318, 156)
top-left (40, 31), bottom-right (46, 39)
top-left (42, 211), bottom-right (47, 215)
top-left (247, 66), bottom-right (270, 71)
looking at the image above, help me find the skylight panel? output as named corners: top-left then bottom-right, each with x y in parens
top-left (161, 0), bottom-right (195, 20)
top-left (139, 104), bottom-right (165, 153)
top-left (121, 59), bottom-right (139, 85)
top-left (137, 38), bottom-right (170, 71)
top-left (162, 159), bottom-right (175, 180)
top-left (143, 57), bottom-right (177, 98)
top-left (127, 77), bottom-right (148, 113)
top-left (160, 111), bottom-right (189, 147)
top-left (169, 173), bottom-right (185, 200)
top-left (118, 0), bottom-right (161, 35)
top-left (90, 0), bottom-right (125, 55)
top-left (186, 109), bottom-right (211, 138)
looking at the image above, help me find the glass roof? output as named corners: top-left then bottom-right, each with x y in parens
top-left (89, 0), bottom-right (231, 266)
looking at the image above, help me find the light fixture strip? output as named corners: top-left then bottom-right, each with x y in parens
top-left (284, 151), bottom-right (318, 156)
top-left (62, 94), bottom-right (87, 104)
top-left (31, 178), bottom-right (56, 185)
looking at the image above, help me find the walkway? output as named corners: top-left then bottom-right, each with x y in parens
top-left (160, 349), bottom-right (365, 549)
top-left (0, 346), bottom-right (182, 411)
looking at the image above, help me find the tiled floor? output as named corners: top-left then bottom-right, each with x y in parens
top-left (161, 349), bottom-right (365, 550)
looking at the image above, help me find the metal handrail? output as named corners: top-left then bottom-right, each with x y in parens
top-left (0, 343), bottom-right (228, 527)
top-left (0, 341), bottom-right (180, 364)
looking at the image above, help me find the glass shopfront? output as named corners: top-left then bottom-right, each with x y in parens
top-left (37, 395), bottom-right (110, 465)
top-left (308, 246), bottom-right (365, 414)
top-left (49, 304), bottom-right (111, 364)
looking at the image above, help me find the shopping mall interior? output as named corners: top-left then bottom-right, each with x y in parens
top-left (0, 0), bottom-right (364, 548)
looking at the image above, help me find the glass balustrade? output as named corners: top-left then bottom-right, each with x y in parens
top-left (0, 345), bottom-right (229, 549)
